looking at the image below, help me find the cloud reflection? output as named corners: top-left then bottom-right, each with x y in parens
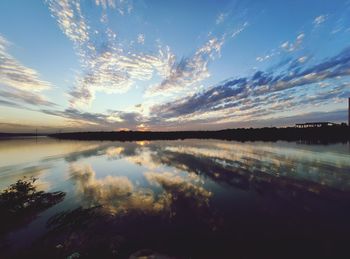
top-left (69, 164), bottom-right (212, 216)
top-left (70, 164), bottom-right (169, 215)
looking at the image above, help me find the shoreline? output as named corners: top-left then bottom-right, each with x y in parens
top-left (47, 126), bottom-right (350, 143)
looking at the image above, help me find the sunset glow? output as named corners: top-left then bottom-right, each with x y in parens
top-left (0, 0), bottom-right (349, 132)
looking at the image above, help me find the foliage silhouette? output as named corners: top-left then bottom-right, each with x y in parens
top-left (0, 177), bottom-right (65, 235)
top-left (50, 125), bottom-right (350, 143)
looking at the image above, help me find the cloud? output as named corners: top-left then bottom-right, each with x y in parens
top-left (69, 164), bottom-right (211, 215)
top-left (41, 107), bottom-right (145, 130)
top-left (95, 0), bottom-right (133, 14)
top-left (95, 0), bottom-right (116, 9)
top-left (256, 33), bottom-right (304, 63)
top-left (313, 15), bottom-right (327, 27)
top-left (146, 37), bottom-right (224, 96)
top-left (68, 47), bottom-right (175, 107)
top-left (42, 1), bottom-right (348, 129)
top-left (233, 109), bottom-right (348, 128)
top-left (144, 171), bottom-right (212, 206)
top-left (137, 34), bottom-right (145, 44)
top-left (231, 22), bottom-right (249, 38)
top-left (47, 1), bottom-right (232, 108)
top-left (0, 88), bottom-right (56, 107)
top-left (42, 108), bottom-right (110, 125)
top-left (0, 35), bottom-right (51, 92)
top-left (216, 13), bottom-right (227, 25)
top-left (149, 45), bottom-right (350, 124)
top-left (256, 54), bottom-right (273, 62)
top-left (47, 0), bottom-right (174, 107)
top-left (41, 39), bottom-right (350, 130)
top-left (0, 34), bottom-right (55, 110)
top-left (280, 33), bottom-right (305, 52)
top-left (0, 122), bottom-right (30, 129)
top-left (46, 0), bottom-right (89, 47)
top-left (0, 99), bottom-right (23, 109)
top-left (69, 164), bottom-right (168, 214)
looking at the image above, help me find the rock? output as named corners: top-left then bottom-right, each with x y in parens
top-left (66, 252), bottom-right (80, 259)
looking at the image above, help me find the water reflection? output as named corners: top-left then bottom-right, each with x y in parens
top-left (69, 164), bottom-right (212, 217)
top-left (1, 138), bottom-right (350, 258)
top-left (70, 164), bottom-right (168, 215)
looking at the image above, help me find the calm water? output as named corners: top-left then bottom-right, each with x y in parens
top-left (1, 138), bottom-right (350, 258)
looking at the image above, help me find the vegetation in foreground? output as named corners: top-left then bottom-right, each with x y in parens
top-left (0, 178), bottom-right (65, 256)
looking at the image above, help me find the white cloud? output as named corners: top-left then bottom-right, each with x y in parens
top-left (47, 0), bottom-right (89, 47)
top-left (146, 37), bottom-right (224, 96)
top-left (256, 54), bottom-right (272, 62)
top-left (47, 0), bottom-right (175, 107)
top-left (256, 48), bottom-right (280, 63)
top-left (69, 44), bottom-right (176, 107)
top-left (281, 33), bottom-right (305, 52)
top-left (298, 56), bottom-right (308, 63)
top-left (137, 34), bottom-right (145, 44)
top-left (69, 164), bottom-right (211, 215)
top-left (95, 0), bottom-right (133, 15)
top-left (216, 13), bottom-right (227, 25)
top-left (0, 88), bottom-right (56, 107)
top-left (257, 33), bottom-right (304, 63)
top-left (95, 0), bottom-right (116, 9)
top-left (231, 22), bottom-right (249, 38)
top-left (0, 35), bottom-right (51, 92)
top-left (313, 15), bottom-right (327, 26)
top-left (0, 35), bottom-right (54, 108)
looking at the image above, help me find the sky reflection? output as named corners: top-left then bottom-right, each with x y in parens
top-left (1, 138), bottom-right (350, 257)
top-left (1, 138), bottom-right (350, 197)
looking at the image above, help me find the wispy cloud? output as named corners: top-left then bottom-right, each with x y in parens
top-left (313, 14), bottom-right (328, 27)
top-left (95, 0), bottom-right (116, 9)
top-left (47, 0), bottom-right (89, 48)
top-left (0, 99), bottom-right (23, 109)
top-left (216, 13), bottom-right (228, 25)
top-left (95, 0), bottom-right (133, 14)
top-left (41, 43), bottom-right (350, 130)
top-left (280, 33), bottom-right (305, 52)
top-left (0, 34), bottom-right (54, 108)
top-left (69, 164), bottom-right (210, 215)
top-left (0, 88), bottom-right (56, 107)
top-left (0, 35), bottom-right (51, 92)
top-left (231, 22), bottom-right (249, 38)
top-left (36, 1), bottom-right (350, 130)
top-left (256, 33), bottom-right (304, 63)
top-left (256, 50), bottom-right (279, 62)
top-left (41, 107), bottom-right (145, 130)
top-left (137, 34), bottom-right (145, 44)
top-left (69, 45), bottom-right (175, 107)
top-left (150, 45), bottom-right (350, 125)
top-left (47, 0), bottom-right (174, 107)
top-left (146, 37), bottom-right (224, 96)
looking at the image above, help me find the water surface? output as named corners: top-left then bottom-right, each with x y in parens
top-left (1, 138), bottom-right (350, 258)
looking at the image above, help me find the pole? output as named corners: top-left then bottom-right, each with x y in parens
top-left (348, 97), bottom-right (350, 126)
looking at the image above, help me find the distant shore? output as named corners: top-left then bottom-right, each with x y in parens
top-left (0, 133), bottom-right (47, 139)
top-left (46, 126), bottom-right (350, 143)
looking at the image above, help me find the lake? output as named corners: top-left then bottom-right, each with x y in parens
top-left (1, 137), bottom-right (350, 258)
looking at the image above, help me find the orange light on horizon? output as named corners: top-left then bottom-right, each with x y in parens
top-left (117, 127), bottom-right (131, 131)
top-left (136, 124), bottom-right (149, 132)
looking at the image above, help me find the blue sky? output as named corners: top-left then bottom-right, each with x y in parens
top-left (0, 0), bottom-right (349, 132)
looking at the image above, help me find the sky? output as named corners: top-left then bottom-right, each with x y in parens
top-left (0, 0), bottom-right (349, 133)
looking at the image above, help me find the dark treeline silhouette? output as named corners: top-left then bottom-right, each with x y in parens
top-left (49, 125), bottom-right (350, 143)
top-left (0, 133), bottom-right (45, 138)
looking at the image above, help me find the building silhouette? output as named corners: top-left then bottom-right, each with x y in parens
top-left (296, 98), bottom-right (350, 128)
top-left (295, 122), bottom-right (336, 128)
